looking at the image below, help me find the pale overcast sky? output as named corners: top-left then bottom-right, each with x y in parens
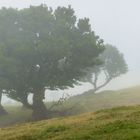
top-left (0, 0), bottom-right (139, 70)
top-left (1, 0), bottom-right (140, 103)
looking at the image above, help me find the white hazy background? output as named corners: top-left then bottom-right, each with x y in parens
top-left (0, 0), bottom-right (140, 104)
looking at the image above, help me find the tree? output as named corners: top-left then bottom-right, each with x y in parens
top-left (84, 44), bottom-right (128, 93)
top-left (0, 5), bottom-right (104, 119)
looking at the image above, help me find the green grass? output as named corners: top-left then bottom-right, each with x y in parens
top-left (0, 106), bottom-right (32, 127)
top-left (1, 105), bottom-right (140, 139)
top-left (57, 85), bottom-right (140, 114)
top-left (1, 85), bottom-right (140, 127)
top-left (1, 85), bottom-right (140, 139)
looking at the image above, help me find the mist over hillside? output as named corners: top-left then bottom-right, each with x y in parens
top-left (0, 1), bottom-right (139, 105)
top-left (0, 2), bottom-right (140, 140)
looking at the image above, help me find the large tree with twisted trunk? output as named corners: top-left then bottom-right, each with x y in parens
top-left (0, 5), bottom-right (105, 119)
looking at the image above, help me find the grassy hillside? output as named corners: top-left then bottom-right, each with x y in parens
top-left (0, 106), bottom-right (32, 127)
top-left (58, 85), bottom-right (140, 114)
top-left (1, 105), bottom-right (140, 140)
top-left (1, 85), bottom-right (140, 127)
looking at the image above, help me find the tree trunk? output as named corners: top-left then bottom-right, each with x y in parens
top-left (20, 94), bottom-right (32, 109)
top-left (0, 92), bottom-right (7, 116)
top-left (32, 89), bottom-right (47, 120)
top-left (22, 100), bottom-right (32, 109)
top-left (91, 77), bottom-right (112, 93)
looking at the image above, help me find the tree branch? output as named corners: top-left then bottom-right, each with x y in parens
top-left (94, 77), bottom-right (112, 92)
top-left (90, 70), bottom-right (112, 93)
top-left (48, 93), bottom-right (70, 110)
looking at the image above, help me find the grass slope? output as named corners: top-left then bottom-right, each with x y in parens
top-left (1, 105), bottom-right (140, 140)
top-left (0, 106), bottom-right (32, 127)
top-left (1, 85), bottom-right (140, 127)
top-left (60, 85), bottom-right (140, 114)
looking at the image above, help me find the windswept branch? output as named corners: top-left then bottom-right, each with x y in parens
top-left (93, 77), bottom-right (112, 92)
top-left (90, 70), bottom-right (112, 93)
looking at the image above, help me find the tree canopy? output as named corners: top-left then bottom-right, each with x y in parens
top-left (0, 5), bottom-right (105, 118)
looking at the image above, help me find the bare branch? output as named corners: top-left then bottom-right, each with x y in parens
top-left (48, 92), bottom-right (71, 110)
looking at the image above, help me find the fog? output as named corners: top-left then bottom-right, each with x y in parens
top-left (0, 0), bottom-right (140, 103)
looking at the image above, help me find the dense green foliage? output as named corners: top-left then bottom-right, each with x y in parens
top-left (0, 5), bottom-right (104, 118)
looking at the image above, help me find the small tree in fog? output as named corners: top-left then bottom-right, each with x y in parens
top-left (84, 44), bottom-right (128, 92)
